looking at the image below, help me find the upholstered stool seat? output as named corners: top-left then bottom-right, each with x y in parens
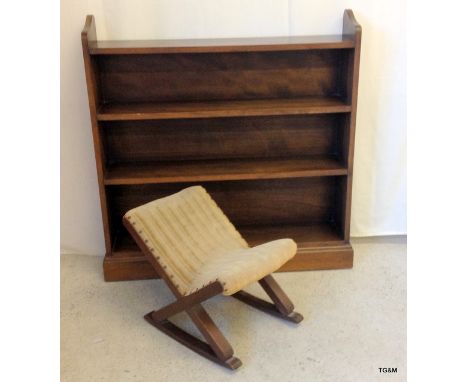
top-left (123, 185), bottom-right (303, 370)
top-left (189, 239), bottom-right (296, 295)
top-left (123, 186), bottom-right (296, 296)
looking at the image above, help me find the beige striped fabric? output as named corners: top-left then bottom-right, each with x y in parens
top-left (123, 186), bottom-right (297, 296)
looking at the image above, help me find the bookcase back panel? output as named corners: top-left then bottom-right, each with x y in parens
top-left (98, 50), bottom-right (348, 103)
top-left (102, 115), bottom-right (344, 163)
top-left (107, 177), bottom-right (342, 235)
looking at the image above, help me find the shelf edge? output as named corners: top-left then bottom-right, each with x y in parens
top-left (104, 168), bottom-right (349, 186)
top-left (89, 38), bottom-right (355, 55)
top-left (97, 106), bottom-right (352, 121)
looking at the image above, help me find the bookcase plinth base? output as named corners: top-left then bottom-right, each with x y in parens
top-left (103, 244), bottom-right (353, 282)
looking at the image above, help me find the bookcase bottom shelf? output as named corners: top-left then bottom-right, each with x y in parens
top-left (103, 223), bottom-right (353, 281)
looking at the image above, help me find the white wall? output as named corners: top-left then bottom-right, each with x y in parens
top-left (61, 0), bottom-right (406, 255)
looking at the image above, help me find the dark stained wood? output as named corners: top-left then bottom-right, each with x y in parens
top-left (233, 274), bottom-right (304, 324)
top-left (151, 282), bottom-right (223, 321)
top-left (81, 15), bottom-right (112, 253)
top-left (233, 291), bottom-right (303, 323)
top-left (107, 178), bottom-right (341, 228)
top-left (341, 9), bottom-right (362, 240)
top-left (283, 244), bottom-right (353, 271)
top-left (103, 221), bottom-right (350, 281)
top-left (112, 221), bottom-right (344, 258)
top-left (186, 304), bottom-right (235, 361)
top-left (103, 242), bottom-right (354, 282)
top-left (98, 97), bottom-right (351, 121)
top-left (82, 11), bottom-right (362, 282)
top-left (89, 34), bottom-right (354, 55)
top-left (343, 9), bottom-right (362, 40)
top-left (103, 254), bottom-right (159, 281)
top-left (144, 315), bottom-right (242, 369)
top-left (259, 275), bottom-right (295, 316)
top-left (97, 50), bottom-right (348, 103)
top-left (104, 156), bottom-right (347, 185)
top-left (240, 222), bottom-right (345, 248)
top-left (102, 114), bottom-right (344, 162)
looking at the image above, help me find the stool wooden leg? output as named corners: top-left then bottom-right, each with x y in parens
top-left (187, 304), bottom-right (242, 369)
top-left (232, 274), bottom-right (304, 323)
top-left (259, 274), bottom-right (295, 315)
top-left (144, 282), bottom-right (242, 370)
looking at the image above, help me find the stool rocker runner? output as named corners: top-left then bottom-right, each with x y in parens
top-left (123, 186), bottom-right (303, 369)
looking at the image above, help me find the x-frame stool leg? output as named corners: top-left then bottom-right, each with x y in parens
top-left (232, 274), bottom-right (304, 323)
top-left (144, 281), bottom-right (242, 370)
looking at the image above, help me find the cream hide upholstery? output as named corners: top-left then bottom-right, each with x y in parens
top-left (123, 186), bottom-right (297, 296)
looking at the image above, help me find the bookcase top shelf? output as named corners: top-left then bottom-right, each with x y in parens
top-left (88, 35), bottom-right (355, 55)
top-left (83, 9), bottom-right (361, 56)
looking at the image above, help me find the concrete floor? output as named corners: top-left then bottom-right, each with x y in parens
top-left (61, 236), bottom-right (406, 382)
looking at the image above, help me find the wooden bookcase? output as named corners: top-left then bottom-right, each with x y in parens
top-left (82, 10), bottom-right (361, 281)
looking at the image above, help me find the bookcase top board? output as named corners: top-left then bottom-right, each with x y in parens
top-left (84, 10), bottom-right (360, 55)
